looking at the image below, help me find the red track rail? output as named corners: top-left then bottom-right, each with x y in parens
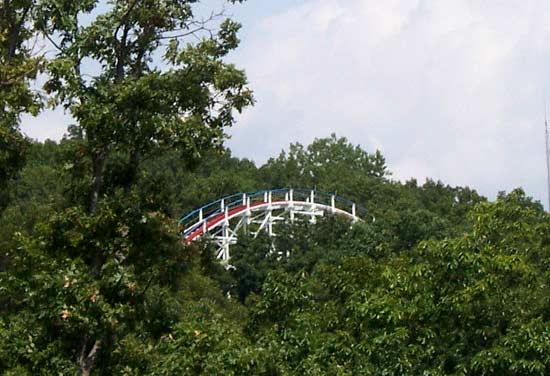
top-left (186, 201), bottom-right (276, 241)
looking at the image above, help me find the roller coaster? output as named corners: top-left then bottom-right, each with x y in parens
top-left (179, 188), bottom-right (367, 264)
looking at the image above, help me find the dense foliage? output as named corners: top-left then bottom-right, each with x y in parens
top-left (2, 134), bottom-right (549, 375)
top-left (1, 1), bottom-right (550, 374)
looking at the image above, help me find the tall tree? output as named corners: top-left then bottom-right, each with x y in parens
top-left (37, 0), bottom-right (253, 213)
top-left (0, 1), bottom-right (252, 374)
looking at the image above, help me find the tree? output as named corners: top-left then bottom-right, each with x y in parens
top-left (0, 0), bottom-right (42, 212)
top-left (244, 190), bottom-right (550, 375)
top-left (0, 199), bottom-right (193, 374)
top-left (0, 1), bottom-right (253, 374)
top-left (260, 134), bottom-right (388, 191)
top-left (0, 140), bottom-right (67, 271)
top-left (37, 0), bottom-right (253, 213)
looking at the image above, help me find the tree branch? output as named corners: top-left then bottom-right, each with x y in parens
top-left (155, 26), bottom-right (212, 41)
top-left (7, 4), bottom-right (31, 58)
top-left (78, 336), bottom-right (101, 376)
top-left (114, 0), bottom-right (140, 42)
top-left (41, 30), bottom-right (63, 52)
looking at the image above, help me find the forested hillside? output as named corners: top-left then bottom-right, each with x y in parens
top-left (2, 0), bottom-right (550, 374)
top-left (1, 135), bottom-right (550, 375)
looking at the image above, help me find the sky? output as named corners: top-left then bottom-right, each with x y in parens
top-left (21, 0), bottom-right (550, 208)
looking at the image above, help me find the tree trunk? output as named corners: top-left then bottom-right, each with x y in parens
top-left (78, 336), bottom-right (101, 376)
top-left (123, 149), bottom-right (140, 195)
top-left (88, 149), bottom-right (107, 214)
top-left (6, 4), bottom-right (30, 59)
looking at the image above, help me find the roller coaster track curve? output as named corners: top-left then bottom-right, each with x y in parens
top-left (179, 188), bottom-right (368, 264)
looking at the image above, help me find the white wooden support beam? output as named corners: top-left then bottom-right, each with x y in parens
top-left (246, 197), bottom-right (252, 225)
top-left (289, 189), bottom-right (295, 222)
top-left (268, 204), bottom-right (274, 236)
top-left (310, 190), bottom-right (316, 223)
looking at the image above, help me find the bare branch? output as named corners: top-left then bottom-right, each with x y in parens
top-left (155, 26), bottom-right (212, 41)
top-left (40, 29), bottom-right (63, 52)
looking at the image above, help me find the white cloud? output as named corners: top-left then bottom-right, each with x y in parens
top-left (17, 0), bottom-right (550, 208)
top-left (21, 109), bottom-right (72, 141)
top-left (228, 0), bottom-right (550, 207)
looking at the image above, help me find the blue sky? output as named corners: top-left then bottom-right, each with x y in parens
top-left (21, 0), bottom-right (550, 209)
